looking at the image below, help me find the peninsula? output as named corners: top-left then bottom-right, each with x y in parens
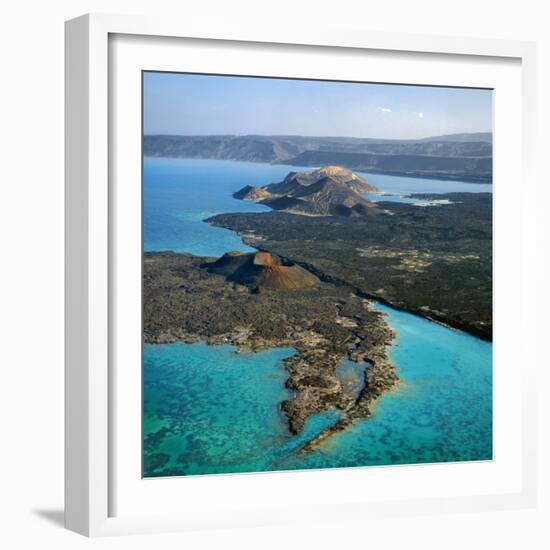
top-left (144, 251), bottom-right (398, 440)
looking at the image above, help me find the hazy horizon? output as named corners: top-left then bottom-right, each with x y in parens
top-left (142, 130), bottom-right (492, 140)
top-left (144, 72), bottom-right (492, 140)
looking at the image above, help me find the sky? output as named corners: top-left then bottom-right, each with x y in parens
top-left (143, 72), bottom-right (492, 140)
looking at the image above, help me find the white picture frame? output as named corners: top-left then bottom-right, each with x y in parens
top-left (65, 12), bottom-right (537, 537)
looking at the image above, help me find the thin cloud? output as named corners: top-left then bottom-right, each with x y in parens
top-left (417, 111), bottom-right (424, 119)
top-left (378, 106), bottom-right (392, 113)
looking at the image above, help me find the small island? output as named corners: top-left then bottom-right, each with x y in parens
top-left (234, 166), bottom-right (381, 217)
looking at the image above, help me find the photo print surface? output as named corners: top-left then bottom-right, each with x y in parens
top-left (142, 72), bottom-right (493, 477)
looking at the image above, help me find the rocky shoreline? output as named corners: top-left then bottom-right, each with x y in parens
top-left (144, 252), bottom-right (399, 447)
top-left (209, 192), bottom-right (493, 341)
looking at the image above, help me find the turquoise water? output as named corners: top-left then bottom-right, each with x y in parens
top-left (357, 171), bottom-right (492, 195)
top-left (364, 193), bottom-right (454, 206)
top-left (143, 157), bottom-right (493, 476)
top-left (279, 304), bottom-right (493, 470)
top-left (336, 359), bottom-right (367, 401)
top-left (143, 343), bottom-right (343, 476)
top-left (361, 173), bottom-right (491, 206)
top-left (145, 157), bottom-right (310, 256)
top-left (365, 193), bottom-right (435, 206)
top-left (143, 305), bottom-right (492, 476)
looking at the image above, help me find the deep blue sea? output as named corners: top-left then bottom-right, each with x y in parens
top-left (144, 158), bottom-right (309, 256)
top-left (143, 157), bottom-right (493, 476)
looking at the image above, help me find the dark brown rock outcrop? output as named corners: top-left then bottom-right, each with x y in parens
top-left (234, 166), bottom-right (380, 217)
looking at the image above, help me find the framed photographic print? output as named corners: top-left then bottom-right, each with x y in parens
top-left (65, 13), bottom-right (537, 536)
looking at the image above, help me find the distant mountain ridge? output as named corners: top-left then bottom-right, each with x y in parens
top-left (417, 132), bottom-right (492, 143)
top-left (234, 166), bottom-right (380, 217)
top-left (144, 133), bottom-right (493, 183)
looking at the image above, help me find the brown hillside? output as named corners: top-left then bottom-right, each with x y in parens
top-left (204, 251), bottom-right (320, 290)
